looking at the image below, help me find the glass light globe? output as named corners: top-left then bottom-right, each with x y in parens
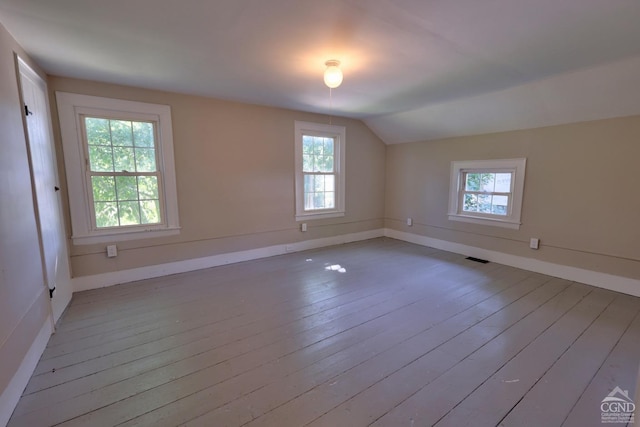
top-left (324, 61), bottom-right (343, 88)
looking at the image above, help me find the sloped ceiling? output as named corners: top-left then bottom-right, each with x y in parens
top-left (2, 0), bottom-right (640, 143)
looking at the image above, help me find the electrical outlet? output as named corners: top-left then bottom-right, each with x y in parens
top-left (107, 245), bottom-right (118, 258)
top-left (529, 238), bottom-right (539, 250)
top-left (301, 223), bottom-right (307, 232)
top-left (407, 217), bottom-right (413, 226)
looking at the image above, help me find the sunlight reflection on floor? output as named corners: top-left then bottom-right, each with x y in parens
top-left (325, 264), bottom-right (347, 273)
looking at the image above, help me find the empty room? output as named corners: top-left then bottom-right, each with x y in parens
top-left (1, 1), bottom-right (639, 426)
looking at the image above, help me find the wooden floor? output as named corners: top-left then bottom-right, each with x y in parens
top-left (8, 238), bottom-right (640, 427)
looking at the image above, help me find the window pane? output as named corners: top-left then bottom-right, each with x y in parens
top-left (492, 195), bottom-right (509, 215)
top-left (313, 138), bottom-right (324, 155)
top-left (302, 135), bottom-right (336, 173)
top-left (321, 156), bottom-right (334, 173)
top-left (480, 173), bottom-right (495, 192)
top-left (313, 156), bottom-right (331, 173)
top-left (303, 154), bottom-right (313, 172)
top-left (303, 174), bottom-right (313, 193)
top-left (325, 174), bottom-right (335, 192)
top-left (478, 194), bottom-right (492, 213)
top-left (88, 146), bottom-right (114, 172)
top-left (113, 146), bottom-right (136, 172)
top-left (305, 190), bottom-right (333, 211)
top-left (118, 201), bottom-right (140, 225)
top-left (110, 120), bottom-right (133, 146)
top-left (495, 173), bottom-right (512, 192)
top-left (132, 122), bottom-right (154, 148)
top-left (302, 136), bottom-right (313, 154)
top-left (115, 176), bottom-right (138, 201)
top-left (324, 192), bottom-right (335, 209)
top-left (463, 193), bottom-right (478, 212)
top-left (138, 176), bottom-right (158, 199)
top-left (135, 148), bottom-right (156, 172)
top-left (324, 139), bottom-right (334, 156)
top-left (304, 192), bottom-right (314, 210)
top-left (91, 176), bottom-right (116, 202)
top-left (86, 116), bottom-right (163, 228)
top-left (94, 201), bottom-right (118, 228)
top-left (313, 192), bottom-right (325, 209)
top-left (85, 118), bottom-right (110, 146)
top-left (303, 174), bottom-right (337, 211)
top-left (140, 200), bottom-right (160, 224)
top-left (465, 173), bottom-right (481, 191)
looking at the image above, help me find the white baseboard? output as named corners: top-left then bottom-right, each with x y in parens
top-left (72, 229), bottom-right (385, 292)
top-left (385, 228), bottom-right (640, 297)
top-left (72, 227), bottom-right (639, 296)
top-left (0, 317), bottom-right (52, 426)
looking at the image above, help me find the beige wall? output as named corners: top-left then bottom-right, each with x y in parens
top-left (385, 116), bottom-right (640, 280)
top-left (48, 77), bottom-right (387, 277)
top-left (0, 23), bottom-right (51, 406)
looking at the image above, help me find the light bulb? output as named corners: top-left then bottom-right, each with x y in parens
top-left (324, 60), bottom-right (343, 88)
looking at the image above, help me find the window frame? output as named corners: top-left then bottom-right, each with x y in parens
top-left (448, 158), bottom-right (526, 229)
top-left (294, 121), bottom-right (346, 221)
top-left (57, 92), bottom-right (180, 244)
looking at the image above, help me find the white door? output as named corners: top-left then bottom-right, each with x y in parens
top-left (18, 57), bottom-right (72, 324)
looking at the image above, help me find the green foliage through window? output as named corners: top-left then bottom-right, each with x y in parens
top-left (302, 135), bottom-right (336, 210)
top-left (85, 116), bottom-right (161, 228)
top-left (462, 172), bottom-right (511, 216)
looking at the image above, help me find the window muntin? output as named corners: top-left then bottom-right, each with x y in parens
top-left (448, 159), bottom-right (526, 229)
top-left (83, 116), bottom-right (163, 229)
top-left (294, 121), bottom-right (345, 220)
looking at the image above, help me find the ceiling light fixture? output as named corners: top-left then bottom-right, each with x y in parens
top-left (323, 59), bottom-right (343, 89)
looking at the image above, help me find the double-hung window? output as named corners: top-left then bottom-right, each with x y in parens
top-left (83, 116), bottom-right (161, 228)
top-left (448, 158), bottom-right (526, 229)
top-left (294, 121), bottom-right (345, 220)
top-left (57, 92), bottom-right (180, 244)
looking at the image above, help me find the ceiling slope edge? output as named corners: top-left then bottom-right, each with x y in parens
top-left (365, 55), bottom-right (640, 145)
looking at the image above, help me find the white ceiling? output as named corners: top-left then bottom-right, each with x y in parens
top-left (2, 0), bottom-right (640, 144)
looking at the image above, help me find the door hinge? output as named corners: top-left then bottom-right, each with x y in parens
top-left (24, 105), bottom-right (33, 116)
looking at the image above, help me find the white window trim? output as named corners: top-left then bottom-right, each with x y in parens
top-left (56, 92), bottom-right (180, 244)
top-left (294, 121), bottom-right (346, 221)
top-left (448, 158), bottom-right (526, 230)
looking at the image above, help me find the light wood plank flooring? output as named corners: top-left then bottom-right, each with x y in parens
top-left (8, 238), bottom-right (640, 427)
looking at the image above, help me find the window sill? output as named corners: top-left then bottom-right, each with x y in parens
top-left (72, 226), bottom-right (181, 245)
top-left (448, 214), bottom-right (521, 230)
top-left (296, 211), bottom-right (345, 221)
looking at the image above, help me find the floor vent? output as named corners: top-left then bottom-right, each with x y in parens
top-left (466, 256), bottom-right (489, 264)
